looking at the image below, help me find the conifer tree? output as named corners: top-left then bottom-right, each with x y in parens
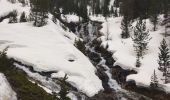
top-left (136, 52), bottom-right (141, 67)
top-left (158, 39), bottom-right (170, 84)
top-left (149, 0), bottom-right (160, 31)
top-left (74, 39), bottom-right (86, 55)
top-left (150, 69), bottom-right (158, 88)
top-left (9, 10), bottom-right (18, 23)
top-left (121, 15), bottom-right (132, 39)
top-left (30, 0), bottom-right (49, 27)
top-left (102, 0), bottom-right (110, 17)
top-left (20, 12), bottom-right (27, 22)
top-left (162, 15), bottom-right (170, 36)
top-left (132, 20), bottom-right (152, 58)
top-left (114, 9), bottom-right (118, 17)
top-left (149, 14), bottom-right (159, 31)
top-left (58, 74), bottom-right (71, 100)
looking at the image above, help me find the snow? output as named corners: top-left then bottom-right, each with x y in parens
top-left (89, 15), bottom-right (106, 22)
top-left (0, 20), bottom-right (103, 96)
top-left (0, 73), bottom-right (17, 100)
top-left (100, 17), bottom-right (170, 91)
top-left (61, 14), bottom-right (82, 23)
top-left (0, 0), bottom-right (30, 17)
top-left (0, 0), bottom-right (103, 96)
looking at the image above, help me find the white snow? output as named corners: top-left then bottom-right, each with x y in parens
top-left (61, 14), bottom-right (82, 23)
top-left (0, 0), bottom-right (103, 96)
top-left (100, 17), bottom-right (170, 91)
top-left (0, 0), bottom-right (30, 17)
top-left (0, 73), bottom-right (17, 100)
top-left (0, 20), bottom-right (103, 96)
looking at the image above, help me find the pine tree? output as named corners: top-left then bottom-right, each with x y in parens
top-left (9, 10), bottom-right (18, 23)
top-left (136, 52), bottom-right (141, 67)
top-left (162, 15), bottom-right (170, 36)
top-left (149, 0), bottom-right (160, 31)
top-left (158, 39), bottom-right (170, 84)
top-left (58, 74), bottom-right (71, 100)
top-left (74, 39), bottom-right (86, 55)
top-left (120, 15), bottom-right (132, 39)
top-left (102, 0), bottom-right (110, 17)
top-left (30, 0), bottom-right (49, 27)
top-left (20, 12), bottom-right (27, 22)
top-left (149, 14), bottom-right (159, 31)
top-left (132, 20), bottom-right (152, 58)
top-left (150, 69), bottom-right (158, 88)
top-left (114, 9), bottom-right (118, 17)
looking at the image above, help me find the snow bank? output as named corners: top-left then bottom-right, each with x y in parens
top-left (0, 18), bottom-right (103, 96)
top-left (0, 73), bottom-right (17, 100)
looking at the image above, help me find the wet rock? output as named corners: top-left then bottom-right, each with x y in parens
top-left (89, 91), bottom-right (118, 100)
top-left (96, 65), bottom-right (112, 93)
top-left (125, 80), bottom-right (170, 100)
top-left (111, 65), bottom-right (137, 84)
top-left (87, 51), bottom-right (101, 65)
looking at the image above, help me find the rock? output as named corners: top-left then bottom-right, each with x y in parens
top-left (89, 91), bottom-right (118, 100)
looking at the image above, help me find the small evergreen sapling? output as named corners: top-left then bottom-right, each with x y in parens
top-left (20, 12), bottom-right (27, 22)
top-left (150, 14), bottom-right (159, 31)
top-left (58, 74), bottom-right (71, 100)
top-left (74, 39), bottom-right (86, 55)
top-left (9, 10), bottom-right (18, 23)
top-left (158, 39), bottom-right (170, 84)
top-left (150, 69), bottom-right (158, 88)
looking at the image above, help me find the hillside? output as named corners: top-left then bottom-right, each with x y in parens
top-left (0, 0), bottom-right (170, 100)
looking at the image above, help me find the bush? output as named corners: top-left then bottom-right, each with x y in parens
top-left (8, 10), bottom-right (18, 23)
top-left (0, 47), bottom-right (54, 100)
top-left (74, 39), bottom-right (86, 55)
top-left (20, 12), bottom-right (27, 22)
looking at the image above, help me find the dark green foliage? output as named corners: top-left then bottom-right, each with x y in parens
top-left (132, 20), bottom-right (152, 58)
top-left (114, 9), bottom-right (118, 17)
top-left (8, 10), bottom-right (18, 23)
top-left (0, 47), bottom-right (54, 100)
top-left (74, 39), bottom-right (86, 55)
top-left (30, 0), bottom-right (49, 27)
top-left (136, 54), bottom-right (141, 67)
top-left (20, 12), bottom-right (27, 22)
top-left (121, 15), bottom-right (132, 39)
top-left (132, 20), bottom-right (151, 67)
top-left (119, 0), bottom-right (170, 20)
top-left (149, 0), bottom-right (160, 31)
top-left (149, 14), bottom-right (159, 31)
top-left (102, 0), bottom-right (110, 17)
top-left (57, 74), bottom-right (71, 100)
top-left (18, 0), bottom-right (27, 6)
top-left (150, 69), bottom-right (158, 88)
top-left (158, 39), bottom-right (170, 84)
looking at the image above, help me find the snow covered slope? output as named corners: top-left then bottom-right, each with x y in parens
top-left (0, 0), bottom-right (103, 97)
top-left (0, 20), bottom-right (103, 97)
top-left (100, 17), bottom-right (170, 91)
top-left (0, 73), bottom-right (17, 100)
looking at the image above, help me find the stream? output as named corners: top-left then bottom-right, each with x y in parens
top-left (74, 21), bottom-right (151, 100)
